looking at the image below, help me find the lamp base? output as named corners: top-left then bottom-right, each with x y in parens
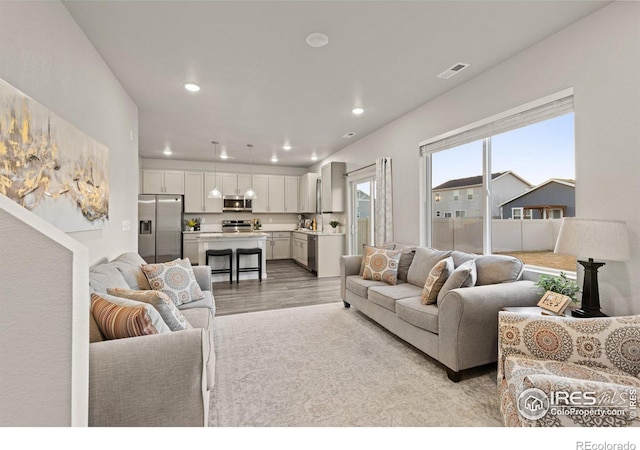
top-left (571, 308), bottom-right (608, 318)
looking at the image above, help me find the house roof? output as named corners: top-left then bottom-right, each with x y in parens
top-left (499, 178), bottom-right (575, 206)
top-left (433, 171), bottom-right (532, 190)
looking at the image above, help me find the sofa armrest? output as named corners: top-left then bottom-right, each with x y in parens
top-left (438, 280), bottom-right (540, 372)
top-left (497, 311), bottom-right (640, 382)
top-left (192, 265), bottom-right (212, 291)
top-left (340, 255), bottom-right (362, 300)
top-left (89, 328), bottom-right (209, 427)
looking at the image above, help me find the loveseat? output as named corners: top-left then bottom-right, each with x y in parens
top-left (498, 311), bottom-right (640, 427)
top-left (340, 243), bottom-right (541, 381)
top-left (88, 252), bottom-right (215, 427)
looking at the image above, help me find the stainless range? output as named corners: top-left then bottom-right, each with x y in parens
top-left (221, 219), bottom-right (253, 233)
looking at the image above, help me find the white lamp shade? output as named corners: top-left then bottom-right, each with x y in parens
top-left (554, 218), bottom-right (630, 261)
top-left (207, 187), bottom-right (222, 199)
top-left (244, 188), bottom-right (257, 200)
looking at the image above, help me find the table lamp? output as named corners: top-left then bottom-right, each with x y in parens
top-left (554, 218), bottom-right (630, 318)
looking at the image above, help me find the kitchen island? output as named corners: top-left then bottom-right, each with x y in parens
top-left (196, 232), bottom-right (268, 283)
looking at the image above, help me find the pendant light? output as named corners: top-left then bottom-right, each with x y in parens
top-left (244, 144), bottom-right (257, 200)
top-left (207, 141), bottom-right (222, 199)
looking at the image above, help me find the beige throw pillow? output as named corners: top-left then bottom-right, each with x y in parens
top-left (359, 244), bottom-right (396, 276)
top-left (141, 258), bottom-right (204, 306)
top-left (107, 288), bottom-right (193, 331)
top-left (421, 257), bottom-right (454, 305)
top-left (362, 247), bottom-right (402, 285)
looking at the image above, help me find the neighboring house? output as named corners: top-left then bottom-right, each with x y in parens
top-left (499, 179), bottom-right (575, 219)
top-left (432, 171), bottom-right (532, 219)
top-left (356, 189), bottom-right (371, 219)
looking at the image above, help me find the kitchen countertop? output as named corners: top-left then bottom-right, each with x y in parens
top-left (197, 232), bottom-right (268, 238)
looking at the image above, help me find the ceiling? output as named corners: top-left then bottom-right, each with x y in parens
top-left (64, 1), bottom-right (608, 168)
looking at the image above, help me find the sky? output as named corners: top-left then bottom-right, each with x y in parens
top-left (432, 113), bottom-right (575, 188)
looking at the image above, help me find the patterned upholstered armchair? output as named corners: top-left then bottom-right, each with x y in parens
top-left (498, 311), bottom-right (640, 427)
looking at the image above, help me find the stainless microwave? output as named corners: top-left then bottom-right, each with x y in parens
top-left (223, 195), bottom-right (252, 212)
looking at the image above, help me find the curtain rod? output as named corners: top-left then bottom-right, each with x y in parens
top-left (344, 163), bottom-right (375, 176)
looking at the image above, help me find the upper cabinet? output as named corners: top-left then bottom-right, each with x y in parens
top-left (251, 175), bottom-right (288, 213)
top-left (298, 173), bottom-right (318, 214)
top-left (222, 173), bottom-right (252, 196)
top-left (141, 170), bottom-right (184, 194)
top-left (284, 176), bottom-right (298, 213)
top-left (184, 172), bottom-right (224, 213)
top-left (321, 162), bottom-right (346, 213)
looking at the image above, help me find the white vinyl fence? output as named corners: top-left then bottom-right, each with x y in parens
top-left (432, 218), bottom-right (563, 254)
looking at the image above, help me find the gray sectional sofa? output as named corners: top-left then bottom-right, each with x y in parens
top-left (88, 252), bottom-right (215, 427)
top-left (340, 244), bottom-right (541, 381)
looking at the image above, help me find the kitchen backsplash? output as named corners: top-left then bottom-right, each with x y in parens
top-left (183, 211), bottom-right (346, 232)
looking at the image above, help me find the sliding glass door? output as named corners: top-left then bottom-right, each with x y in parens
top-left (351, 177), bottom-right (375, 255)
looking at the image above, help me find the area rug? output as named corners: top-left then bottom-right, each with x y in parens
top-left (209, 302), bottom-right (502, 427)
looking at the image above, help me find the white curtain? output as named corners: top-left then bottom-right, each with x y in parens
top-left (374, 157), bottom-right (393, 245)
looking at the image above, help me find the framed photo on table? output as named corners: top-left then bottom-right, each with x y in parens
top-left (537, 291), bottom-right (572, 315)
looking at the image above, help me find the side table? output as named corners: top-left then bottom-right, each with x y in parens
top-left (501, 306), bottom-right (573, 317)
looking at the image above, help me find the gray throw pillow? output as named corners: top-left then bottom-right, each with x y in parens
top-left (107, 288), bottom-right (193, 331)
top-left (437, 259), bottom-right (477, 303)
top-left (406, 247), bottom-right (452, 287)
top-left (475, 254), bottom-right (524, 285)
top-left (397, 248), bottom-right (416, 281)
top-left (89, 263), bottom-right (130, 294)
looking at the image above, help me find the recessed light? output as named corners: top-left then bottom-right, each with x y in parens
top-left (306, 32), bottom-right (329, 48)
top-left (220, 153), bottom-right (229, 159)
top-left (311, 155), bottom-right (318, 161)
top-left (163, 149), bottom-right (172, 156)
top-left (183, 82), bottom-right (201, 92)
top-left (271, 156), bottom-right (278, 163)
top-left (342, 132), bottom-right (356, 139)
top-left (283, 145), bottom-right (291, 151)
top-left (352, 107), bottom-right (364, 115)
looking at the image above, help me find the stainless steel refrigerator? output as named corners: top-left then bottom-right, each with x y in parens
top-left (138, 194), bottom-right (183, 263)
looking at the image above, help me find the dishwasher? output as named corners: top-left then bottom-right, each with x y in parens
top-left (308, 234), bottom-right (318, 272)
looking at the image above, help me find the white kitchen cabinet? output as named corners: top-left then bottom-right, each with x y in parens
top-left (284, 176), bottom-right (298, 213)
top-left (182, 234), bottom-right (199, 264)
top-left (251, 175), bottom-right (269, 212)
top-left (184, 172), bottom-right (223, 213)
top-left (271, 231), bottom-right (291, 259)
top-left (222, 173), bottom-right (253, 196)
top-left (316, 234), bottom-right (346, 277)
top-left (141, 170), bottom-right (184, 194)
top-left (298, 172), bottom-right (318, 214)
top-left (293, 232), bottom-right (309, 268)
top-left (321, 162), bottom-right (346, 213)
top-left (268, 176), bottom-right (285, 213)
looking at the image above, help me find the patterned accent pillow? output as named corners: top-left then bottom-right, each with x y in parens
top-left (141, 258), bottom-right (204, 306)
top-left (362, 247), bottom-right (402, 285)
top-left (90, 293), bottom-right (157, 340)
top-left (359, 244), bottom-right (396, 276)
top-left (421, 257), bottom-right (454, 305)
top-left (107, 288), bottom-right (193, 331)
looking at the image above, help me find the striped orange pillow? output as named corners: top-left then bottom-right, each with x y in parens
top-left (90, 293), bottom-right (157, 340)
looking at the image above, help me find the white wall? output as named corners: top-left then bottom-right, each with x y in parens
top-left (0, 1), bottom-right (139, 266)
top-left (312, 3), bottom-right (640, 315)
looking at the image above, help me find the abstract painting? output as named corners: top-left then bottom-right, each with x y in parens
top-left (0, 78), bottom-right (109, 232)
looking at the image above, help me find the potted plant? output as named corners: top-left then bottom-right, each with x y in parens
top-left (329, 220), bottom-right (340, 233)
top-left (184, 218), bottom-right (201, 231)
top-left (534, 271), bottom-right (581, 304)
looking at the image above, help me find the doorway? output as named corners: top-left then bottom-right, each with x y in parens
top-left (350, 177), bottom-right (375, 255)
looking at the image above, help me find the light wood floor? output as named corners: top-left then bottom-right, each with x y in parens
top-left (211, 259), bottom-right (342, 316)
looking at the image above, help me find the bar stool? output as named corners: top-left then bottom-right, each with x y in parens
top-left (236, 247), bottom-right (262, 283)
top-left (206, 248), bottom-right (233, 284)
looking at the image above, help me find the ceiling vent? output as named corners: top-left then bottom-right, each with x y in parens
top-left (343, 132), bottom-right (356, 139)
top-left (437, 62), bottom-right (470, 80)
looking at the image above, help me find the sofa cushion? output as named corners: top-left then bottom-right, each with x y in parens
top-left (177, 290), bottom-right (215, 315)
top-left (406, 247), bottom-right (452, 288)
top-left (89, 263), bottom-right (130, 294)
top-left (451, 250), bottom-right (477, 268)
top-left (141, 258), bottom-right (205, 306)
top-left (397, 248), bottom-right (416, 282)
top-left (180, 308), bottom-right (216, 391)
top-left (396, 297), bottom-right (439, 334)
top-left (362, 247), bottom-right (402, 285)
top-left (437, 259), bottom-right (477, 303)
top-left (368, 283), bottom-right (424, 313)
top-left (475, 254), bottom-right (524, 285)
top-left (110, 252), bottom-right (151, 290)
top-left (99, 291), bottom-right (172, 334)
top-left (90, 293), bottom-right (158, 340)
top-left (359, 244), bottom-right (396, 275)
top-left (346, 275), bottom-right (389, 299)
top-left (107, 288), bottom-right (193, 331)
top-left (421, 257), bottom-right (454, 305)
